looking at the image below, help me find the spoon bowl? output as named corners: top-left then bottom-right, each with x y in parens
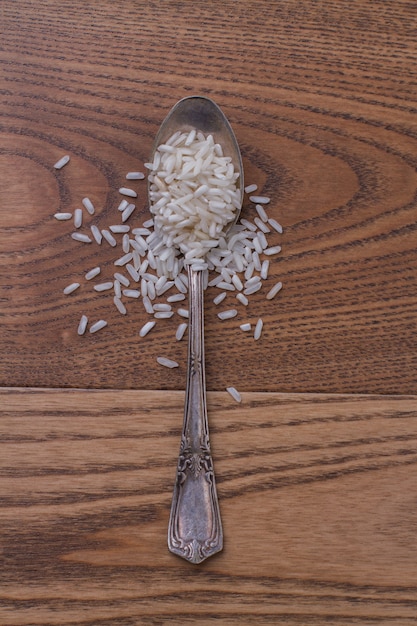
top-left (148, 96), bottom-right (243, 564)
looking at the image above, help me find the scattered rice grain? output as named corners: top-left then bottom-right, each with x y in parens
top-left (263, 245), bottom-right (282, 256)
top-left (89, 319), bottom-right (108, 333)
top-left (249, 195), bottom-right (270, 204)
top-left (82, 197), bottom-right (95, 215)
top-left (217, 309), bottom-right (238, 320)
top-left (119, 187), bottom-right (137, 198)
top-left (113, 296), bottom-right (127, 315)
top-left (254, 318), bottom-right (263, 340)
top-left (240, 323), bottom-right (251, 331)
top-left (175, 322), bottom-right (188, 341)
top-left (90, 225), bottom-right (102, 244)
top-left (85, 267), bottom-right (101, 280)
top-left (139, 320), bottom-right (156, 337)
top-left (94, 282), bottom-right (113, 292)
top-left (77, 314), bottom-right (88, 335)
top-left (63, 282), bottom-right (80, 295)
top-left (54, 212), bottom-right (72, 220)
top-left (244, 184), bottom-right (258, 194)
top-left (74, 208), bottom-right (83, 228)
top-left (226, 386), bottom-right (242, 403)
top-left (71, 232), bottom-right (92, 243)
top-left (101, 229), bottom-right (117, 247)
top-left (54, 155), bottom-right (70, 169)
top-left (266, 281), bottom-right (283, 300)
top-left (156, 356), bottom-right (179, 368)
top-left (126, 172), bottom-right (145, 180)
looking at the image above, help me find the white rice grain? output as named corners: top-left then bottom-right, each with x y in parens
top-left (122, 203), bottom-right (136, 222)
top-left (177, 308), bottom-right (189, 318)
top-left (89, 319), bottom-right (108, 333)
top-left (119, 187), bottom-right (137, 198)
top-left (213, 292), bottom-right (227, 305)
top-left (236, 293), bottom-right (249, 306)
top-left (156, 356), bottom-right (179, 368)
top-left (123, 289), bottom-right (140, 298)
top-left (249, 195), bottom-right (270, 204)
top-left (255, 204), bottom-right (269, 222)
top-left (114, 272), bottom-right (130, 287)
top-left (74, 208), bottom-right (82, 228)
top-left (94, 282), bottom-right (113, 292)
top-left (77, 314), bottom-right (88, 335)
top-left (167, 293), bottom-right (186, 303)
top-left (266, 281), bottom-right (283, 300)
top-left (263, 245), bottom-right (282, 256)
top-left (240, 323), bottom-right (251, 331)
top-left (217, 309), bottom-right (238, 320)
top-left (244, 184), bottom-right (258, 194)
top-left (254, 318), bottom-right (263, 340)
top-left (82, 197), bottom-right (95, 215)
top-left (268, 218), bottom-right (283, 234)
top-left (90, 225), bottom-right (102, 244)
top-left (85, 267), bottom-right (101, 280)
top-left (175, 322), bottom-right (188, 341)
top-left (139, 320), bottom-right (156, 337)
top-left (226, 386), bottom-right (242, 403)
top-left (154, 311), bottom-right (174, 319)
top-left (110, 225), bottom-right (130, 233)
top-left (63, 282), bottom-right (80, 295)
top-left (113, 296), bottom-right (127, 315)
top-left (71, 232), bottom-right (92, 243)
top-left (101, 229), bottom-right (117, 247)
top-left (54, 155), bottom-right (70, 169)
top-left (54, 212), bottom-right (72, 220)
top-left (126, 172), bottom-right (145, 180)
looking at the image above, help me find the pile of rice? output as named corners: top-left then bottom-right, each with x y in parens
top-left (54, 130), bottom-right (283, 402)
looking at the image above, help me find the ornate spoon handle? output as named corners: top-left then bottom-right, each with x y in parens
top-left (168, 266), bottom-right (223, 564)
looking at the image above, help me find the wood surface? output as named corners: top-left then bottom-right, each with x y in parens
top-left (0, 0), bottom-right (416, 394)
top-left (1, 387), bottom-right (417, 625)
top-left (1, 1), bottom-right (417, 624)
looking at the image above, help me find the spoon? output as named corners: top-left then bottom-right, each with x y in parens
top-left (148, 96), bottom-right (244, 563)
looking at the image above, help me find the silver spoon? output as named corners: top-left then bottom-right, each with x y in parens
top-left (148, 96), bottom-right (244, 563)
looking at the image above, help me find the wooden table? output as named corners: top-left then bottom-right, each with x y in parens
top-left (1, 1), bottom-right (416, 624)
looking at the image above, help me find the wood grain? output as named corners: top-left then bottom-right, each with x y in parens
top-left (1, 387), bottom-right (417, 625)
top-left (0, 0), bottom-right (416, 394)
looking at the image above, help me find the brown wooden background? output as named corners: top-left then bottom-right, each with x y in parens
top-left (1, 1), bottom-right (416, 624)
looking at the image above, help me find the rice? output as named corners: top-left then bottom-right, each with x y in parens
top-left (89, 319), bottom-right (108, 333)
top-left (244, 183), bottom-right (257, 194)
top-left (74, 208), bottom-right (83, 228)
top-left (71, 232), bottom-right (92, 243)
top-left (90, 225), bottom-right (102, 244)
top-left (156, 356), bottom-right (179, 368)
top-left (175, 322), bottom-right (188, 341)
top-left (101, 229), bottom-right (117, 247)
top-left (254, 318), bottom-right (263, 340)
top-left (139, 320), bottom-right (156, 337)
top-left (123, 289), bottom-right (140, 298)
top-left (122, 203), bottom-right (135, 222)
top-left (217, 309), bottom-right (237, 320)
top-left (148, 129), bottom-right (240, 270)
top-left (85, 267), bottom-right (101, 280)
top-left (63, 282), bottom-right (80, 295)
top-left (113, 296), bottom-right (127, 315)
top-left (53, 155), bottom-right (70, 169)
top-left (213, 291), bottom-right (227, 305)
top-left (94, 282), bottom-right (113, 292)
top-left (236, 293), bottom-right (248, 306)
top-left (167, 293), bottom-right (186, 303)
top-left (77, 314), bottom-right (88, 335)
top-left (240, 323), bottom-right (251, 331)
top-left (268, 218), bottom-right (283, 234)
top-left (249, 195), bottom-right (270, 204)
top-left (226, 386), bottom-right (242, 402)
top-left (54, 212), bottom-right (72, 220)
top-left (263, 245), bottom-right (282, 256)
top-left (177, 308), bottom-right (189, 318)
top-left (119, 187), bottom-right (137, 198)
top-left (110, 225), bottom-right (130, 233)
top-left (255, 204), bottom-right (268, 222)
top-left (114, 272), bottom-right (130, 287)
top-left (82, 197), bottom-right (95, 215)
top-left (126, 172), bottom-right (145, 180)
top-left (266, 281), bottom-right (282, 300)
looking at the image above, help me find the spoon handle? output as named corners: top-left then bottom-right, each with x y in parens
top-left (168, 266), bottom-right (223, 564)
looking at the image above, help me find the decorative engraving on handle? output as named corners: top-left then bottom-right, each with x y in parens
top-left (168, 267), bottom-right (223, 564)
